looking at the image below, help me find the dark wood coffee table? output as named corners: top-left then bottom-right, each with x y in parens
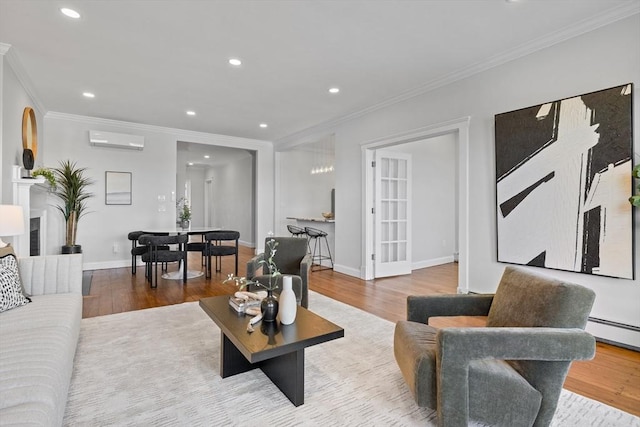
top-left (199, 295), bottom-right (344, 406)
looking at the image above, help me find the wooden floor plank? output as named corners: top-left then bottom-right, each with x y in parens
top-left (83, 245), bottom-right (640, 416)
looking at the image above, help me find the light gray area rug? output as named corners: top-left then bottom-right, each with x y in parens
top-left (64, 292), bottom-right (640, 426)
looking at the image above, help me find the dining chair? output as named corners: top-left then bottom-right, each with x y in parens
top-left (204, 230), bottom-right (240, 277)
top-left (127, 230), bottom-right (146, 275)
top-left (139, 233), bottom-right (188, 288)
top-left (186, 231), bottom-right (208, 266)
top-left (128, 231), bottom-right (170, 275)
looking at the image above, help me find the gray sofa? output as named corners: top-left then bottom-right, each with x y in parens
top-left (0, 254), bottom-right (83, 426)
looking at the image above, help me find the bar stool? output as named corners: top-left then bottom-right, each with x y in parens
top-left (304, 226), bottom-right (333, 272)
top-left (287, 224), bottom-right (307, 238)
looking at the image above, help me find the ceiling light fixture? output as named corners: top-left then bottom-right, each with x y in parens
top-left (229, 58), bottom-right (242, 66)
top-left (188, 162), bottom-right (194, 166)
top-left (186, 111), bottom-right (196, 116)
top-left (60, 8), bottom-right (81, 19)
top-left (259, 123), bottom-right (268, 128)
top-left (329, 87), bottom-right (340, 94)
top-left (204, 155), bottom-right (210, 159)
top-left (82, 92), bottom-right (95, 98)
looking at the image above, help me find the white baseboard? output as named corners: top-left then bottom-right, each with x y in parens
top-left (333, 263), bottom-right (360, 278)
top-left (412, 255), bottom-right (455, 270)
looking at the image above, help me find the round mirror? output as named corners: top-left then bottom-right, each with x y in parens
top-left (22, 107), bottom-right (38, 160)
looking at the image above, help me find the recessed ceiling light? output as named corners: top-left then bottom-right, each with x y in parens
top-left (186, 111), bottom-right (196, 116)
top-left (188, 162), bottom-right (194, 166)
top-left (82, 92), bottom-right (95, 98)
top-left (60, 8), bottom-right (81, 19)
top-left (229, 58), bottom-right (242, 66)
top-left (329, 87), bottom-right (340, 94)
top-left (259, 123), bottom-right (268, 128)
top-left (204, 155), bottom-right (210, 159)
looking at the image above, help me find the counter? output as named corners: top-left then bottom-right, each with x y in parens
top-left (286, 217), bottom-right (334, 223)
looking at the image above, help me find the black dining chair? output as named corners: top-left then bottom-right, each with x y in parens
top-left (186, 231), bottom-right (208, 266)
top-left (204, 230), bottom-right (240, 278)
top-left (139, 233), bottom-right (188, 288)
top-left (128, 230), bottom-right (146, 275)
top-left (128, 231), bottom-right (170, 275)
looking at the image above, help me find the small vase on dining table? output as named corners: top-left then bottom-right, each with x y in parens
top-left (261, 289), bottom-right (279, 323)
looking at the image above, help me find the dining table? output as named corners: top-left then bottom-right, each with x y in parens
top-left (141, 226), bottom-right (221, 280)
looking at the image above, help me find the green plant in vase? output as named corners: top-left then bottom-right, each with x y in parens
top-left (224, 237), bottom-right (281, 324)
top-left (176, 197), bottom-right (192, 227)
top-left (630, 164), bottom-right (640, 207)
top-left (52, 160), bottom-right (94, 254)
top-left (31, 167), bottom-right (57, 189)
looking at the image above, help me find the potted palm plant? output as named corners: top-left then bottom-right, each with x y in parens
top-left (52, 160), bottom-right (95, 254)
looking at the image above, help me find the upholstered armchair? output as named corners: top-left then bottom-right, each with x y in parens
top-left (246, 237), bottom-right (311, 308)
top-left (394, 266), bottom-right (596, 427)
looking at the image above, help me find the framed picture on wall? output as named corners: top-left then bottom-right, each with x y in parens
top-left (494, 83), bottom-right (634, 280)
top-left (105, 171), bottom-right (132, 205)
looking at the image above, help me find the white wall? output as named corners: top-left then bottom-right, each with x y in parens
top-left (280, 16), bottom-right (640, 346)
top-left (400, 134), bottom-right (457, 268)
top-left (277, 149), bottom-right (335, 234)
top-left (40, 113), bottom-right (273, 269)
top-left (207, 154), bottom-right (255, 246)
top-left (1, 54), bottom-right (45, 204)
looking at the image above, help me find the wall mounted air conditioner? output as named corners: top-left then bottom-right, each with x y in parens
top-left (89, 130), bottom-right (144, 150)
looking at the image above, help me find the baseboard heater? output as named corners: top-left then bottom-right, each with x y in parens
top-left (588, 316), bottom-right (640, 352)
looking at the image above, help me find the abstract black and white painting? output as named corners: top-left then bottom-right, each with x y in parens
top-left (495, 83), bottom-right (634, 279)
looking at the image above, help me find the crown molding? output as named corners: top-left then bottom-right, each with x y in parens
top-left (275, 3), bottom-right (640, 147)
top-left (44, 111), bottom-right (272, 148)
top-left (2, 44), bottom-right (48, 115)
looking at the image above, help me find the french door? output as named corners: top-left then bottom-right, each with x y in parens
top-left (374, 150), bottom-right (412, 278)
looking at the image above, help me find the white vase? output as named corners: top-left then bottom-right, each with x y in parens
top-left (279, 275), bottom-right (297, 325)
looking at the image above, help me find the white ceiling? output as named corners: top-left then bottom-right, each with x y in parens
top-left (1, 0), bottom-right (638, 145)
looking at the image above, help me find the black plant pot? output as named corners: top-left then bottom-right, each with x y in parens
top-left (261, 291), bottom-right (279, 322)
top-left (61, 245), bottom-right (82, 254)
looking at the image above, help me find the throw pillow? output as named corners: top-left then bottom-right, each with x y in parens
top-left (0, 253), bottom-right (31, 313)
top-left (0, 245), bottom-right (15, 258)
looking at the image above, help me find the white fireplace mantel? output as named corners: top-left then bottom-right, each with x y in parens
top-left (11, 165), bottom-right (45, 257)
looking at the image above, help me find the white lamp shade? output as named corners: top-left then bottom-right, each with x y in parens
top-left (0, 205), bottom-right (25, 237)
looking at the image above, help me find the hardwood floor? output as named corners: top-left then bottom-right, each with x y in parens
top-left (84, 245), bottom-right (640, 416)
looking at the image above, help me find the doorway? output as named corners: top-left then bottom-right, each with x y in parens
top-left (362, 117), bottom-right (470, 292)
top-left (176, 141), bottom-right (256, 245)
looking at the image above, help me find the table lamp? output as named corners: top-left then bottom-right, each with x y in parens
top-left (0, 205), bottom-right (25, 248)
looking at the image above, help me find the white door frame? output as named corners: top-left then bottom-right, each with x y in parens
top-left (361, 116), bottom-right (470, 293)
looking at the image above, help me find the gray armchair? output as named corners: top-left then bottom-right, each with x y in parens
top-left (246, 237), bottom-right (311, 308)
top-left (394, 266), bottom-right (596, 427)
